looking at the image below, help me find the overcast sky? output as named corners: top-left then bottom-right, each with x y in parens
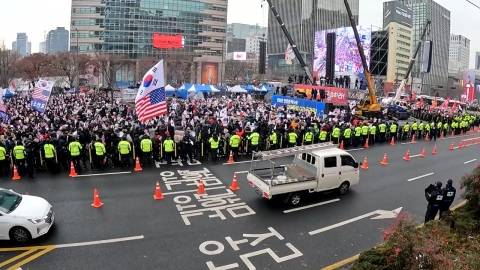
top-left (0, 0), bottom-right (478, 68)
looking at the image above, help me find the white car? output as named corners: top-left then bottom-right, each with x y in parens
top-left (0, 188), bottom-right (54, 243)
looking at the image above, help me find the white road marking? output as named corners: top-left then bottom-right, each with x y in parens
top-left (409, 154), bottom-right (422, 158)
top-left (162, 186), bottom-right (226, 196)
top-left (55, 235), bottom-right (144, 249)
top-left (407, 172), bottom-right (434, 182)
top-left (401, 141), bottom-right (417, 145)
top-left (75, 171), bottom-right (132, 177)
top-left (464, 159), bottom-right (477, 164)
top-left (283, 199), bottom-right (340, 214)
top-left (346, 148), bottom-right (364, 151)
top-left (223, 160), bottom-right (251, 165)
top-left (235, 171), bottom-right (249, 174)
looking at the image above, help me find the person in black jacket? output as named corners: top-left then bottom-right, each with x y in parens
top-left (425, 181), bottom-right (444, 223)
top-left (440, 179), bottom-right (456, 219)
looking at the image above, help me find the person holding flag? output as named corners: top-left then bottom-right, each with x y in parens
top-left (135, 60), bottom-right (168, 123)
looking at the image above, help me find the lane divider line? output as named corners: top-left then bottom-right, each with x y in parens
top-left (464, 159), bottom-right (477, 164)
top-left (55, 235), bottom-right (144, 249)
top-left (75, 171), bottom-right (132, 177)
top-left (407, 172), bottom-right (434, 182)
top-left (0, 249), bottom-right (38, 268)
top-left (234, 171), bottom-right (249, 174)
top-left (283, 199), bottom-right (340, 214)
top-left (6, 246), bottom-right (55, 270)
top-left (162, 186), bottom-right (226, 196)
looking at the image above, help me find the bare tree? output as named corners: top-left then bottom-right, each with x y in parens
top-left (0, 43), bottom-right (21, 88)
top-left (166, 60), bottom-right (191, 85)
top-left (51, 52), bottom-right (92, 88)
top-left (137, 56), bottom-right (159, 81)
top-left (94, 51), bottom-right (128, 88)
top-left (15, 53), bottom-right (53, 87)
top-left (224, 60), bottom-right (249, 82)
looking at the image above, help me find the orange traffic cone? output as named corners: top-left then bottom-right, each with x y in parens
top-left (68, 162), bottom-right (77, 177)
top-left (229, 173), bottom-right (240, 191)
top-left (227, 151), bottom-right (234, 164)
top-left (411, 135), bottom-right (416, 143)
top-left (25, 192), bottom-right (28, 195)
top-left (339, 140), bottom-right (345, 150)
top-left (477, 138), bottom-right (480, 144)
top-left (471, 139), bottom-right (475, 145)
top-left (461, 130), bottom-right (464, 135)
top-left (450, 142), bottom-right (455, 150)
top-left (403, 150), bottom-right (410, 161)
top-left (464, 140), bottom-right (468, 148)
top-left (451, 131), bottom-right (455, 137)
top-left (153, 181), bottom-right (164, 200)
top-left (197, 178), bottom-right (206, 194)
top-left (424, 133), bottom-right (429, 141)
top-left (440, 131), bottom-right (444, 139)
top-left (91, 189), bottom-right (104, 208)
top-left (432, 145), bottom-right (437, 155)
top-left (134, 157), bottom-right (142, 171)
top-left (12, 165), bottom-right (20, 180)
top-left (420, 148), bottom-right (426, 157)
top-left (390, 137), bottom-right (395, 146)
top-left (459, 141), bottom-right (464, 148)
top-left (361, 156), bottom-right (368, 170)
top-left (380, 153), bottom-right (388, 165)
top-left (364, 138), bottom-right (369, 148)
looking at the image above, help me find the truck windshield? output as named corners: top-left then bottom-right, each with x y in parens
top-left (0, 190), bottom-right (22, 213)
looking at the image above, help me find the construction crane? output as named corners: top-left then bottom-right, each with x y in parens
top-left (393, 20), bottom-right (431, 101)
top-left (343, 0), bottom-right (382, 118)
top-left (264, 0), bottom-right (314, 84)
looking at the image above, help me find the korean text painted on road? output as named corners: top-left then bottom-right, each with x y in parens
top-left (160, 168), bottom-right (256, 225)
top-left (199, 227), bottom-right (303, 270)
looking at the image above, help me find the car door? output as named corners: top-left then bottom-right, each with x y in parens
top-left (340, 155), bottom-right (359, 185)
top-left (319, 155), bottom-right (340, 190)
top-left (0, 211), bottom-right (11, 239)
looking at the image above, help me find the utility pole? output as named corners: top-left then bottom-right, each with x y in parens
top-left (76, 28), bottom-right (79, 91)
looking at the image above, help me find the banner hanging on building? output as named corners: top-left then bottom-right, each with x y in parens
top-left (293, 84), bottom-right (348, 104)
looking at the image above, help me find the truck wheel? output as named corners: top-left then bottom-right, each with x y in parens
top-left (288, 193), bottom-right (301, 206)
top-left (338, 182), bottom-right (350, 195)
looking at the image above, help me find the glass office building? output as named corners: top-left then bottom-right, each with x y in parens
top-left (267, 0), bottom-right (359, 74)
top-left (70, 0), bottom-right (227, 84)
top-left (396, 0), bottom-right (451, 94)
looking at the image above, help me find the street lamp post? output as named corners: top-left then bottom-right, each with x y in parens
top-left (395, 66), bottom-right (399, 89)
top-left (76, 28), bottom-right (79, 90)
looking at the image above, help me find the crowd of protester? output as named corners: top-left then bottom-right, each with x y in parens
top-left (0, 89), bottom-right (478, 178)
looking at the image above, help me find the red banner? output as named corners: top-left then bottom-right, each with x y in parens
top-left (153, 34), bottom-right (183, 49)
top-left (294, 84), bottom-right (348, 104)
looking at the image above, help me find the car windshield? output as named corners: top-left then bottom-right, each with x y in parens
top-left (0, 190), bottom-right (22, 213)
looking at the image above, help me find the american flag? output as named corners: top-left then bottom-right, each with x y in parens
top-left (136, 87), bottom-right (167, 122)
top-left (32, 87), bottom-right (50, 101)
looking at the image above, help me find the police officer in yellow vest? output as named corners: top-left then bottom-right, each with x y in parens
top-left (354, 125), bottom-right (362, 147)
top-left (13, 141), bottom-right (26, 176)
top-left (248, 129), bottom-right (260, 153)
top-left (269, 131), bottom-right (277, 150)
top-left (303, 129), bottom-right (314, 145)
top-left (331, 126), bottom-right (341, 144)
top-left (361, 124), bottom-right (369, 145)
top-left (208, 133), bottom-right (220, 161)
top-left (403, 122), bottom-right (410, 141)
top-left (378, 121), bottom-right (387, 143)
top-left (140, 136), bottom-right (153, 167)
top-left (0, 143), bottom-right (6, 177)
top-left (68, 137), bottom-right (83, 173)
top-left (229, 131), bottom-right (241, 160)
top-left (117, 137), bottom-right (131, 169)
top-left (94, 138), bottom-right (106, 171)
top-left (343, 126), bottom-right (352, 148)
top-left (163, 135), bottom-right (175, 165)
top-left (319, 129), bottom-right (328, 143)
top-left (43, 139), bottom-right (57, 174)
top-left (390, 122), bottom-right (398, 141)
top-left (411, 121), bottom-right (418, 138)
top-left (288, 129), bottom-right (298, 147)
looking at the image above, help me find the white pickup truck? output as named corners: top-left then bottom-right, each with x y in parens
top-left (246, 143), bottom-right (360, 206)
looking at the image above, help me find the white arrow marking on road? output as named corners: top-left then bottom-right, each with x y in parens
top-left (308, 207), bottom-right (403, 235)
top-left (464, 159), bottom-right (477, 164)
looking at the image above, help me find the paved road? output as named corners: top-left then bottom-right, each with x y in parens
top-left (1, 132), bottom-right (479, 270)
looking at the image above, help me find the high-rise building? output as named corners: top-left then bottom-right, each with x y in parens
top-left (40, 41), bottom-right (47, 54)
top-left (267, 0), bottom-right (359, 73)
top-left (70, 0), bottom-right (227, 84)
top-left (227, 23), bottom-right (267, 41)
top-left (12, 33), bottom-right (31, 57)
top-left (46, 27), bottom-right (69, 54)
top-left (396, 0), bottom-right (451, 94)
top-left (448, 34), bottom-right (470, 72)
top-left (382, 1), bottom-right (414, 92)
top-left (476, 52), bottom-right (480, 70)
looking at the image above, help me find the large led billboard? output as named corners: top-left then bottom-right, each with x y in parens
top-left (313, 25), bottom-right (372, 82)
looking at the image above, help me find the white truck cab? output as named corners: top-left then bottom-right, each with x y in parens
top-left (246, 143), bottom-right (360, 206)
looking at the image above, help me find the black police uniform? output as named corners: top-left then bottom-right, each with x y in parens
top-left (440, 180), bottom-right (456, 219)
top-left (425, 182), bottom-right (444, 223)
